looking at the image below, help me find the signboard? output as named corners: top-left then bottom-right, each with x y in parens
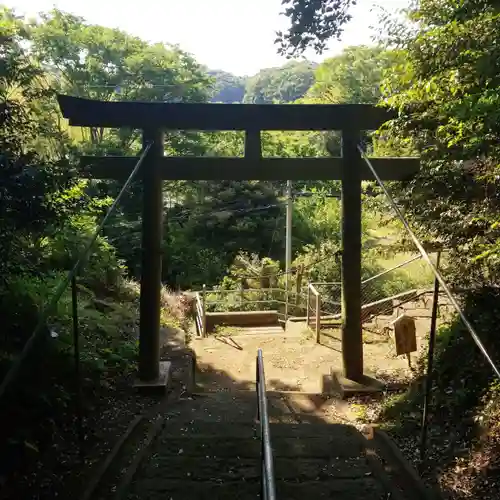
top-left (391, 314), bottom-right (417, 356)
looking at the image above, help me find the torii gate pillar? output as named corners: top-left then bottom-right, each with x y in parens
top-left (341, 129), bottom-right (363, 381)
top-left (138, 129), bottom-right (164, 383)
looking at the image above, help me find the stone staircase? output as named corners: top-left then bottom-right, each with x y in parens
top-left (126, 390), bottom-right (422, 499)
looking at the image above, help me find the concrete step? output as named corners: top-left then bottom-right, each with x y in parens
top-left (128, 477), bottom-right (388, 500)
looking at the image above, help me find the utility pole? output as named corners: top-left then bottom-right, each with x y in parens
top-left (285, 180), bottom-right (293, 278)
top-left (284, 180), bottom-right (293, 321)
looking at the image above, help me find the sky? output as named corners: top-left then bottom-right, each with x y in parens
top-left (5, 0), bottom-right (410, 76)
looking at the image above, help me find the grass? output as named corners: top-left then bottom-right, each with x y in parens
top-left (364, 213), bottom-right (435, 290)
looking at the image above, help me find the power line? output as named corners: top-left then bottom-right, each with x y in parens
top-left (105, 202), bottom-right (283, 241)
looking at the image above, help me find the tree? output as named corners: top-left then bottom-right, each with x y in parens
top-left (305, 45), bottom-right (399, 104)
top-left (380, 0), bottom-right (500, 288)
top-left (0, 8), bottom-right (82, 278)
top-left (243, 60), bottom-right (316, 104)
top-left (207, 70), bottom-right (246, 103)
top-left (276, 0), bottom-right (356, 56)
top-left (30, 9), bottom-right (211, 150)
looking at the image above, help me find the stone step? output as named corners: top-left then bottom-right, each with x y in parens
top-left (231, 325), bottom-right (286, 335)
top-left (161, 421), bottom-right (362, 440)
top-left (400, 308), bottom-right (432, 318)
top-left (206, 326), bottom-right (288, 338)
top-left (162, 401), bottom-right (300, 425)
top-left (163, 392), bottom-right (340, 423)
top-left (128, 477), bottom-right (387, 500)
top-left (140, 455), bottom-right (372, 481)
top-left (155, 434), bottom-right (364, 459)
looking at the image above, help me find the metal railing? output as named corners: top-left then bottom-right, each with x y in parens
top-left (194, 285), bottom-right (207, 337)
top-left (306, 283), bottom-right (321, 342)
top-left (0, 142), bottom-right (154, 457)
top-left (358, 145), bottom-right (500, 462)
top-left (195, 287), bottom-right (310, 332)
top-left (308, 255), bottom-right (425, 319)
top-left (256, 349), bottom-right (276, 500)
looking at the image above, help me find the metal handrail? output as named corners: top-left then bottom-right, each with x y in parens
top-left (207, 299), bottom-right (280, 306)
top-left (358, 146), bottom-right (500, 380)
top-left (362, 255), bottom-right (422, 285)
top-left (0, 142), bottom-right (153, 401)
top-left (256, 349), bottom-right (276, 500)
top-left (358, 145), bottom-right (500, 463)
top-left (309, 256), bottom-right (422, 289)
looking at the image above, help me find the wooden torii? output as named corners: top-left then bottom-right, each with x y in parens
top-left (57, 95), bottom-right (419, 390)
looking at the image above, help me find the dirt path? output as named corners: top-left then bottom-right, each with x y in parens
top-left (192, 315), bottom-right (435, 396)
top-left (193, 328), bottom-right (342, 393)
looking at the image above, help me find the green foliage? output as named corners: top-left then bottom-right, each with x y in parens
top-left (207, 70), bottom-right (246, 103)
top-left (293, 196), bottom-right (342, 247)
top-left (0, 8), bottom-right (83, 278)
top-left (276, 0), bottom-right (356, 56)
top-left (31, 9), bottom-right (211, 104)
top-left (379, 0), bottom-right (500, 289)
top-left (163, 180), bottom-right (283, 288)
top-left (207, 61), bottom-right (319, 105)
top-left (243, 60), bottom-right (316, 104)
top-left (306, 45), bottom-right (399, 104)
top-left (48, 214), bottom-right (126, 294)
top-left (29, 8), bottom-right (211, 153)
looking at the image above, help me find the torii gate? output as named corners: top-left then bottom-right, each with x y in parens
top-left (57, 95), bottom-right (419, 389)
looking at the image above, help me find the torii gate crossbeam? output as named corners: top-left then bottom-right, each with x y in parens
top-left (58, 94), bottom-right (419, 388)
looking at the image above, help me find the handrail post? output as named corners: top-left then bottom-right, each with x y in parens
top-left (316, 292), bottom-right (321, 344)
top-left (420, 251), bottom-right (441, 463)
top-left (284, 287), bottom-right (289, 324)
top-left (202, 284), bottom-right (207, 337)
top-left (306, 282), bottom-right (310, 326)
top-left (71, 274), bottom-right (84, 461)
top-left (256, 354), bottom-right (260, 422)
top-left (295, 264), bottom-right (303, 306)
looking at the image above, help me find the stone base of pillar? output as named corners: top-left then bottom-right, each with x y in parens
top-left (133, 361), bottom-right (172, 395)
top-left (327, 369), bottom-right (385, 399)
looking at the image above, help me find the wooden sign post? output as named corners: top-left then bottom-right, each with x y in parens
top-left (391, 314), bottom-right (418, 368)
top-left (57, 95), bottom-right (419, 388)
